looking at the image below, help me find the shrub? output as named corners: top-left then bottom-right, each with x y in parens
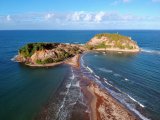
top-left (43, 58), bottom-right (54, 64)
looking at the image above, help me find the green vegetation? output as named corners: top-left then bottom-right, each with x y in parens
top-left (18, 43), bottom-right (83, 64)
top-left (95, 33), bottom-right (131, 42)
top-left (95, 42), bottom-right (106, 49)
top-left (19, 43), bottom-right (57, 58)
top-left (93, 33), bottom-right (136, 49)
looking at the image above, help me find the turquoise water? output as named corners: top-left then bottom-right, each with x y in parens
top-left (0, 30), bottom-right (160, 120)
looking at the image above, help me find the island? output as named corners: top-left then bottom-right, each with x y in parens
top-left (15, 43), bottom-right (85, 67)
top-left (86, 33), bottom-right (140, 52)
top-left (15, 33), bottom-right (140, 67)
top-left (14, 33), bottom-right (140, 120)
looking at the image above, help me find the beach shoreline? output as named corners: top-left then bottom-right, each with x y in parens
top-left (80, 77), bottom-right (138, 120)
top-left (23, 54), bottom-right (81, 68)
top-left (95, 48), bottom-right (140, 52)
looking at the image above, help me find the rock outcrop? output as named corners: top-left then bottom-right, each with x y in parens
top-left (86, 33), bottom-right (140, 52)
top-left (16, 43), bottom-right (85, 66)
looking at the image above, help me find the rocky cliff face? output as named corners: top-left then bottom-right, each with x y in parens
top-left (86, 33), bottom-right (140, 51)
top-left (16, 43), bottom-right (85, 65)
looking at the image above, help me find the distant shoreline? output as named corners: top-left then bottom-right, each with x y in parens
top-left (95, 48), bottom-right (140, 52)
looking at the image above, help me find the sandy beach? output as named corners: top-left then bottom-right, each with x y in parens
top-left (65, 54), bottom-right (81, 68)
top-left (24, 54), bottom-right (81, 68)
top-left (80, 78), bottom-right (138, 120)
top-left (95, 48), bottom-right (140, 52)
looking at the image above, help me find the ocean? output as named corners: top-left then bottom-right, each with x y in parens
top-left (0, 30), bottom-right (160, 120)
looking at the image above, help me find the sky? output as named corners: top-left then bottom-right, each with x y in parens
top-left (0, 0), bottom-right (160, 30)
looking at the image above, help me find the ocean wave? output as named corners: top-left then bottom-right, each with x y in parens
top-left (66, 83), bottom-right (71, 89)
top-left (104, 79), bottom-right (113, 87)
top-left (11, 55), bottom-right (18, 62)
top-left (72, 81), bottom-right (80, 87)
top-left (113, 73), bottom-right (121, 77)
top-left (127, 95), bottom-right (145, 108)
top-left (124, 78), bottom-right (129, 81)
top-left (141, 48), bottom-right (160, 55)
top-left (86, 66), bottom-right (93, 73)
top-left (94, 74), bottom-right (100, 79)
top-left (98, 68), bottom-right (113, 73)
top-left (105, 87), bottom-right (149, 120)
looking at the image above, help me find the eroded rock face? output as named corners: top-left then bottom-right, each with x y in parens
top-left (16, 43), bottom-right (85, 64)
top-left (86, 33), bottom-right (140, 51)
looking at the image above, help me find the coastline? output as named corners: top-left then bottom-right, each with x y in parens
top-left (95, 48), bottom-right (140, 52)
top-left (80, 77), bottom-right (138, 120)
top-left (19, 53), bottom-right (139, 120)
top-left (24, 54), bottom-right (81, 68)
top-left (69, 54), bottom-right (138, 120)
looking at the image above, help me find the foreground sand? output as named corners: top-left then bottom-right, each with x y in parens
top-left (80, 77), bottom-right (138, 120)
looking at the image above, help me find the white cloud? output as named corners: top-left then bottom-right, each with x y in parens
top-left (94, 12), bottom-right (106, 23)
top-left (6, 15), bottom-right (11, 21)
top-left (45, 13), bottom-right (54, 20)
top-left (83, 14), bottom-right (92, 21)
top-left (0, 11), bottom-right (160, 29)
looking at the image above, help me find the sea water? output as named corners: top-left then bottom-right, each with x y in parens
top-left (0, 30), bottom-right (160, 120)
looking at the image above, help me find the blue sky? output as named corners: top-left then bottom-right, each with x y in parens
top-left (0, 0), bottom-right (160, 29)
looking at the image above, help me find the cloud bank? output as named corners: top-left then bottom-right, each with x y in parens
top-left (0, 11), bottom-right (160, 30)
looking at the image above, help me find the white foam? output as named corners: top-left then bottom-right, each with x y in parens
top-left (105, 87), bottom-right (149, 120)
top-left (66, 83), bottom-right (71, 89)
top-left (113, 73), bottom-right (121, 77)
top-left (86, 66), bottom-right (93, 73)
top-left (72, 81), bottom-right (80, 87)
top-left (141, 48), bottom-right (160, 55)
top-left (94, 74), bottom-right (100, 79)
top-left (104, 80), bottom-right (113, 87)
top-left (127, 95), bottom-right (145, 108)
top-left (11, 55), bottom-right (18, 62)
top-left (99, 68), bottom-right (113, 73)
top-left (124, 78), bottom-right (129, 81)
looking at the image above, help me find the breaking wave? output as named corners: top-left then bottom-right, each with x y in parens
top-left (141, 48), bottom-right (160, 55)
top-left (98, 68), bottom-right (113, 73)
top-left (11, 55), bottom-right (18, 62)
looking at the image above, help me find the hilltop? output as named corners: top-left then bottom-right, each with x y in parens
top-left (86, 33), bottom-right (140, 52)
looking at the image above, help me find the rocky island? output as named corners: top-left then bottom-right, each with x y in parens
top-left (16, 43), bottom-right (85, 67)
top-left (86, 33), bottom-right (140, 52)
top-left (15, 33), bottom-right (140, 67)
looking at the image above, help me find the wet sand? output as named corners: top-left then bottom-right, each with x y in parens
top-left (80, 76), bottom-right (138, 120)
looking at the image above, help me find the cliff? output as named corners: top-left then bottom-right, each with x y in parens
top-left (86, 33), bottom-right (140, 52)
top-left (16, 43), bottom-right (85, 66)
